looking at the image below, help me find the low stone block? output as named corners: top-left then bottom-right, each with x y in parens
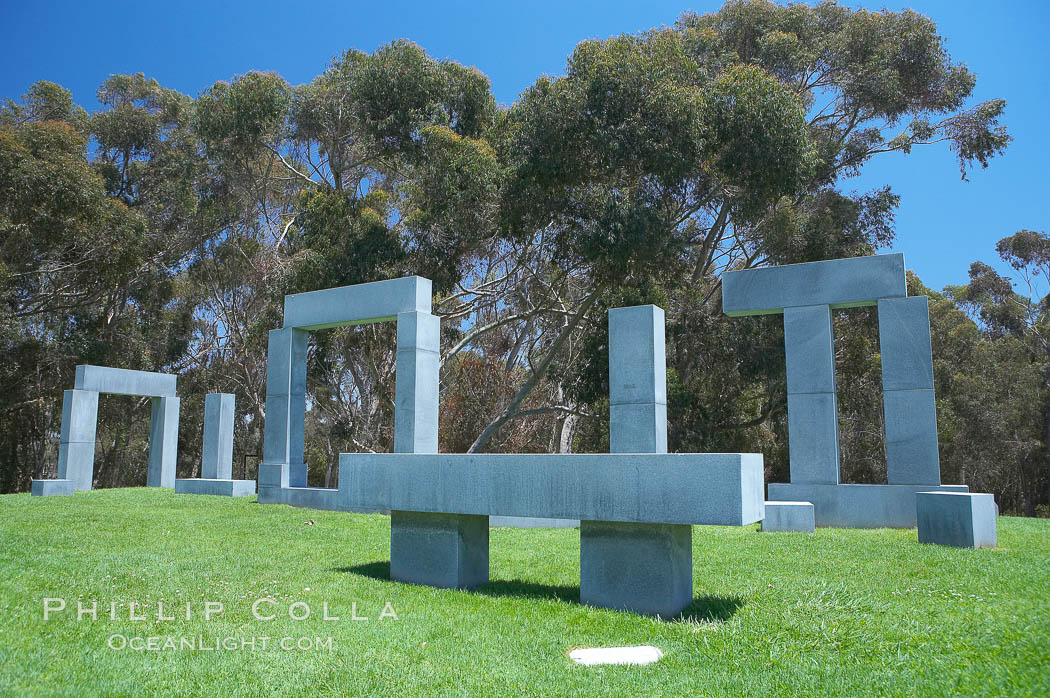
top-left (390, 510), bottom-right (489, 589)
top-left (760, 501), bottom-right (815, 533)
top-left (580, 520), bottom-right (692, 618)
top-left (768, 482), bottom-right (968, 528)
top-left (917, 492), bottom-right (997, 548)
top-left (174, 478), bottom-right (256, 497)
top-left (31, 479), bottom-right (75, 496)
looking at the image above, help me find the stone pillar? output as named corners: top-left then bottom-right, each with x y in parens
top-left (607, 305), bottom-right (667, 453)
top-left (147, 396), bottom-right (179, 488)
top-left (580, 305), bottom-right (692, 618)
top-left (57, 389), bottom-right (99, 491)
top-left (393, 312), bottom-right (440, 454)
top-left (389, 312), bottom-right (488, 589)
top-left (202, 393), bottom-right (236, 480)
top-left (878, 296), bottom-right (940, 485)
top-left (260, 327), bottom-right (308, 497)
top-left (784, 304), bottom-right (840, 484)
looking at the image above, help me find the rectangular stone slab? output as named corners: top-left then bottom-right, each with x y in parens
top-left (31, 479), bottom-right (75, 496)
top-left (340, 453), bottom-right (765, 526)
top-left (722, 253), bottom-right (906, 316)
top-left (768, 482), bottom-right (968, 528)
top-left (74, 365), bottom-right (177, 397)
top-left (283, 276), bottom-right (431, 330)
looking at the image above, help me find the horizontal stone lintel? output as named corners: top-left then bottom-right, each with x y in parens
top-left (722, 253), bottom-right (906, 317)
top-left (74, 365), bottom-right (177, 397)
top-left (340, 453), bottom-right (765, 526)
top-left (283, 276), bottom-right (431, 330)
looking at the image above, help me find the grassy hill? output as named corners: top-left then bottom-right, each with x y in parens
top-left (1, 488), bottom-right (1047, 696)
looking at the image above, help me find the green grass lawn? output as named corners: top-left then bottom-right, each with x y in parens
top-left (1, 488), bottom-right (1048, 697)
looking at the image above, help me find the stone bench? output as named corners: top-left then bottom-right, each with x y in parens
top-left (340, 452), bottom-right (764, 618)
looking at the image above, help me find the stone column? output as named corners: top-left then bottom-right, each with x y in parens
top-left (202, 393), bottom-right (236, 480)
top-left (259, 327), bottom-right (308, 497)
top-left (147, 396), bottom-right (179, 488)
top-left (57, 389), bottom-right (99, 491)
top-left (784, 304), bottom-right (840, 484)
top-left (878, 296), bottom-right (940, 485)
top-left (389, 312), bottom-right (488, 589)
top-left (580, 305), bottom-right (692, 618)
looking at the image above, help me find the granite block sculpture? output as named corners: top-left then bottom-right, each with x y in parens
top-left (334, 296), bottom-right (764, 617)
top-left (723, 253), bottom-right (981, 529)
top-left (257, 277), bottom-right (764, 617)
top-left (32, 366), bottom-right (180, 495)
top-left (175, 393), bottom-right (256, 497)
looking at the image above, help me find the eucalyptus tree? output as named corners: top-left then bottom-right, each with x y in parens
top-left (481, 0), bottom-right (1010, 468)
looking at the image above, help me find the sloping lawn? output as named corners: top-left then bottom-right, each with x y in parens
top-left (1, 488), bottom-right (1047, 696)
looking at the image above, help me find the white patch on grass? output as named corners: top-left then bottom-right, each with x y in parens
top-left (569, 646), bottom-right (664, 666)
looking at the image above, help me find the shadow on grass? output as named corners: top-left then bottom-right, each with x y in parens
top-left (334, 561), bottom-right (744, 622)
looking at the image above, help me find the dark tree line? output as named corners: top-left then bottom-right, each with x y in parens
top-left (2, 1), bottom-right (1045, 515)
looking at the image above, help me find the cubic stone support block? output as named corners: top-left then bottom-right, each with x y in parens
top-left (768, 483), bottom-right (968, 528)
top-left (147, 396), bottom-right (179, 488)
top-left (761, 501), bottom-right (815, 533)
top-left (60, 389), bottom-right (100, 443)
top-left (175, 478), bottom-right (256, 497)
top-left (74, 365), bottom-right (176, 397)
top-left (580, 520), bottom-right (692, 618)
top-left (786, 393), bottom-right (840, 484)
top-left (878, 296), bottom-right (935, 391)
top-left (916, 492), bottom-right (997, 548)
top-left (390, 510), bottom-right (489, 589)
top-left (58, 441), bottom-right (97, 491)
top-left (722, 253), bottom-right (906, 316)
top-left (283, 276), bottom-right (432, 330)
top-left (393, 312), bottom-right (440, 454)
top-left (201, 393), bottom-right (236, 480)
top-left (31, 479), bottom-right (75, 496)
top-left (784, 305), bottom-right (836, 395)
top-left (884, 389), bottom-right (941, 485)
top-left (341, 453), bottom-right (765, 526)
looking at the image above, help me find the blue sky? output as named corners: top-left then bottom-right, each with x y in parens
top-left (2, 0), bottom-right (1046, 294)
